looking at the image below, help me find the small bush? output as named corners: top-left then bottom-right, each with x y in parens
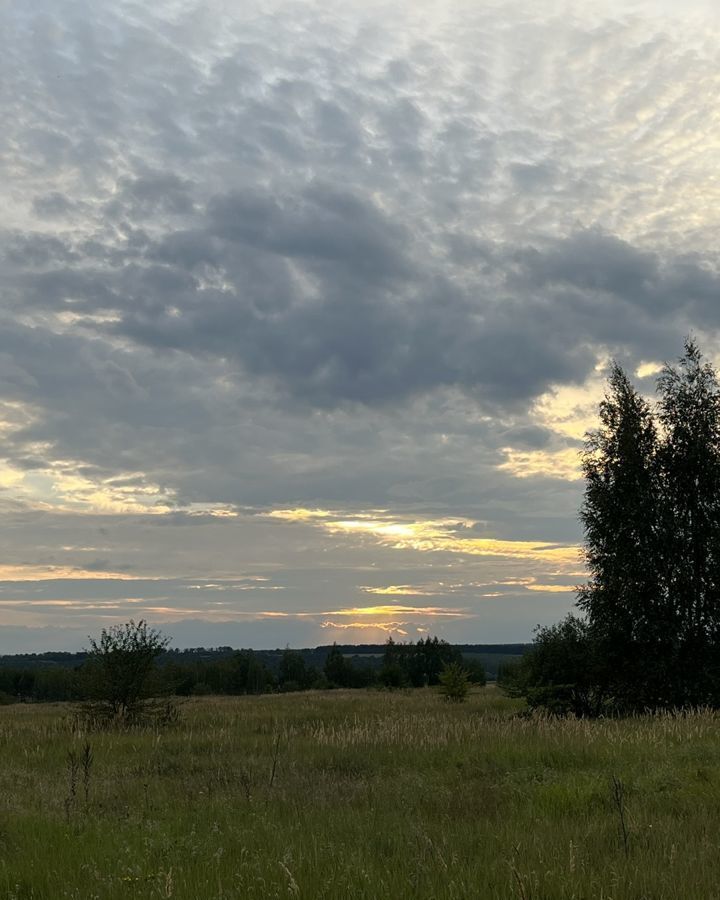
top-left (78, 620), bottom-right (173, 728)
top-left (438, 663), bottom-right (470, 703)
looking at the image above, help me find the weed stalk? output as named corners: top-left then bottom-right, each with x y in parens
top-left (81, 741), bottom-right (93, 809)
top-left (269, 731), bottom-right (281, 789)
top-left (611, 773), bottom-right (630, 858)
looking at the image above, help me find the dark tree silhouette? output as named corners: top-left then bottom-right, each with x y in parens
top-left (508, 340), bottom-right (720, 714)
top-left (657, 340), bottom-right (720, 705)
top-left (578, 363), bottom-right (662, 709)
top-left (324, 644), bottom-right (352, 687)
top-left (501, 615), bottom-right (604, 717)
top-left (279, 647), bottom-right (313, 691)
top-left (82, 620), bottom-right (170, 724)
top-left (228, 650), bottom-right (275, 694)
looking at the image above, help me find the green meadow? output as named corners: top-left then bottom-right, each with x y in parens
top-left (2, 688), bottom-right (720, 899)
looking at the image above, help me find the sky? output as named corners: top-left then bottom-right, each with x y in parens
top-left (1, 0), bottom-right (720, 652)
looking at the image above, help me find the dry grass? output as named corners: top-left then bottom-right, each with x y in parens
top-left (1, 688), bottom-right (720, 898)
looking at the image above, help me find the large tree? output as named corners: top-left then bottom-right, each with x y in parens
top-left (657, 339), bottom-right (720, 705)
top-left (509, 341), bottom-right (720, 714)
top-left (577, 363), bottom-right (662, 709)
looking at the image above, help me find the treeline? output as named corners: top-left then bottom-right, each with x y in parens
top-left (503, 340), bottom-right (720, 715)
top-left (0, 643), bottom-right (523, 673)
top-left (0, 637), bottom-right (485, 704)
top-left (376, 636), bottom-right (485, 687)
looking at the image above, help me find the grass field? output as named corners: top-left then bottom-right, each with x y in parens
top-left (2, 688), bottom-right (720, 898)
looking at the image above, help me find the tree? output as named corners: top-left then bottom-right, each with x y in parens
top-left (462, 657), bottom-right (487, 686)
top-left (438, 662), bottom-right (470, 702)
top-left (502, 616), bottom-right (605, 717)
top-left (324, 644), bottom-right (352, 687)
top-left (513, 341), bottom-right (720, 714)
top-left (228, 650), bottom-right (275, 694)
top-left (657, 340), bottom-right (720, 705)
top-left (379, 636), bottom-right (407, 687)
top-left (279, 647), bottom-right (312, 691)
top-left (81, 620), bottom-right (170, 725)
top-left (405, 636), bottom-right (462, 687)
top-left (577, 363), bottom-right (663, 709)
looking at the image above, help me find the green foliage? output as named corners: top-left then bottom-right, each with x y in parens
top-left (438, 662), bottom-right (470, 702)
top-left (407, 636), bottom-right (463, 686)
top-left (80, 620), bottom-right (170, 725)
top-left (322, 646), bottom-right (379, 689)
top-left (279, 647), bottom-right (316, 691)
top-left (503, 616), bottom-right (606, 717)
top-left (461, 656), bottom-right (487, 685)
top-left (228, 650), bottom-right (276, 694)
top-left (379, 635), bottom-right (464, 688)
top-left (379, 636), bottom-right (407, 687)
top-left (0, 642), bottom-right (510, 701)
top-left (519, 340), bottom-right (720, 714)
top-left (578, 362), bottom-right (662, 710)
top-left (656, 340), bottom-right (720, 706)
top-left (378, 660), bottom-right (406, 688)
top-left (324, 644), bottom-right (352, 687)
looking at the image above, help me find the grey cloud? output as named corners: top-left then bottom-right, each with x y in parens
top-left (104, 222), bottom-right (715, 410)
top-left (32, 192), bottom-right (78, 218)
top-left (106, 171), bottom-right (197, 220)
top-left (207, 182), bottom-right (411, 280)
top-left (518, 230), bottom-right (660, 299)
top-left (12, 457), bottom-right (50, 471)
top-left (153, 230), bottom-right (222, 269)
top-left (4, 233), bottom-right (79, 268)
top-left (510, 162), bottom-right (557, 191)
top-left (2, 0), bottom-right (720, 644)
top-left (4, 214), bottom-right (718, 425)
top-left (496, 425), bottom-right (554, 450)
top-left (82, 558), bottom-right (131, 572)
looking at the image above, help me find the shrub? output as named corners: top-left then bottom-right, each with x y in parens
top-left (79, 620), bottom-right (173, 727)
top-left (501, 616), bottom-right (606, 717)
top-left (438, 662), bottom-right (470, 703)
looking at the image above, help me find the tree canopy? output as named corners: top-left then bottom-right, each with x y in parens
top-left (507, 340), bottom-right (720, 714)
top-left (82, 619), bottom-right (170, 725)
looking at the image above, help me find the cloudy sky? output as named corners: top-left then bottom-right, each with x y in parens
top-left (1, 0), bottom-right (719, 652)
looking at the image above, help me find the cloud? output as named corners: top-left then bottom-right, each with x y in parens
top-left (322, 605), bottom-right (469, 618)
top-left (361, 585), bottom-right (441, 596)
top-left (270, 508), bottom-right (581, 568)
top-left (498, 447), bottom-right (583, 481)
top-left (636, 361), bottom-right (664, 379)
top-left (320, 621), bottom-right (410, 636)
top-left (1, 0), bottom-right (719, 644)
top-left (0, 564), bottom-right (153, 582)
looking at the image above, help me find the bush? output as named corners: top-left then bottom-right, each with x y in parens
top-left (438, 663), bottom-right (470, 703)
top-left (501, 616), bottom-right (606, 717)
top-left (79, 620), bottom-right (173, 727)
top-left (379, 661), bottom-right (406, 688)
top-left (462, 658), bottom-right (486, 686)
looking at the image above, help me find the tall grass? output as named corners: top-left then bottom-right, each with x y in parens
top-left (1, 688), bottom-right (720, 898)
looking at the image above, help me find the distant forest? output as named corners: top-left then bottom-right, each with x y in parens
top-left (0, 640), bottom-right (527, 704)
